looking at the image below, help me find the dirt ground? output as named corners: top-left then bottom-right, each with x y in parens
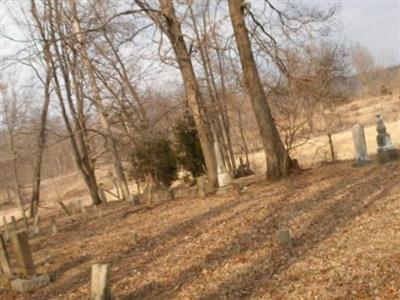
top-left (0, 159), bottom-right (399, 299)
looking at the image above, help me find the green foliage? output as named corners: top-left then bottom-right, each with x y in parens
top-left (174, 116), bottom-right (205, 178)
top-left (132, 135), bottom-right (178, 187)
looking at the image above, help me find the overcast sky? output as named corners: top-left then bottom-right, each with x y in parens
top-left (0, 0), bottom-right (399, 74)
top-left (338, 0), bottom-right (400, 65)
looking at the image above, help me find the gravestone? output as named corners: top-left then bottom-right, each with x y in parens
top-left (2, 216), bottom-right (10, 241)
top-left (51, 219), bottom-right (58, 236)
top-left (376, 114), bottom-right (400, 163)
top-left (10, 231), bottom-right (35, 278)
top-left (0, 235), bottom-right (12, 277)
top-left (213, 140), bottom-right (231, 188)
top-left (11, 216), bottom-right (18, 232)
top-left (33, 215), bottom-right (40, 235)
top-left (352, 124), bottom-right (369, 165)
top-left (9, 231), bottom-right (50, 292)
top-left (276, 229), bottom-right (294, 255)
top-left (99, 187), bottom-right (108, 206)
top-left (91, 264), bottom-right (112, 300)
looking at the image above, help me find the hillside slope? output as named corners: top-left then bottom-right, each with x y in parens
top-left (1, 160), bottom-right (399, 299)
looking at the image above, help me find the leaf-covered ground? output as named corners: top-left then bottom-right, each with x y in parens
top-left (1, 160), bottom-right (399, 299)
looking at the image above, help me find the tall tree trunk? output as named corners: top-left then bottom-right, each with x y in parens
top-left (29, 0), bottom-right (53, 216)
top-left (29, 70), bottom-right (51, 217)
top-left (228, 0), bottom-right (293, 178)
top-left (154, 0), bottom-right (218, 187)
top-left (71, 0), bottom-right (131, 201)
top-left (47, 0), bottom-right (102, 205)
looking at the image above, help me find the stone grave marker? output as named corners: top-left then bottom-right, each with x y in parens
top-left (10, 231), bottom-right (35, 278)
top-left (33, 215), bottom-right (40, 235)
top-left (91, 264), bottom-right (112, 300)
top-left (0, 235), bottom-right (12, 277)
top-left (51, 218), bottom-right (58, 236)
top-left (2, 216), bottom-right (10, 241)
top-left (276, 229), bottom-right (294, 255)
top-left (11, 216), bottom-right (18, 232)
top-left (376, 114), bottom-right (400, 162)
top-left (352, 124), bottom-right (369, 165)
top-left (9, 230), bottom-right (50, 292)
top-left (214, 139), bottom-right (231, 188)
top-left (99, 187), bottom-right (108, 206)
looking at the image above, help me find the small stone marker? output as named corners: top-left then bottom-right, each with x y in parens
top-left (10, 231), bottom-right (35, 278)
top-left (0, 235), bottom-right (12, 277)
top-left (11, 216), bottom-right (18, 232)
top-left (91, 264), bottom-right (112, 300)
top-left (352, 124), bottom-right (369, 165)
top-left (51, 219), bottom-right (58, 236)
top-left (2, 216), bottom-right (10, 241)
top-left (213, 139), bottom-right (231, 188)
top-left (99, 188), bottom-right (108, 206)
top-left (276, 229), bottom-right (294, 255)
top-left (33, 215), bottom-right (40, 235)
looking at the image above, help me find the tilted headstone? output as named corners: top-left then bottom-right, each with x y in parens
top-left (2, 216), bottom-right (10, 241)
top-left (352, 124), bottom-right (369, 165)
top-left (51, 218), bottom-right (58, 236)
top-left (276, 229), bottom-right (294, 255)
top-left (376, 114), bottom-right (400, 162)
top-left (0, 234), bottom-right (12, 277)
top-left (10, 231), bottom-right (35, 278)
top-left (91, 264), bottom-right (112, 300)
top-left (11, 216), bottom-right (18, 232)
top-left (33, 215), bottom-right (40, 235)
top-left (213, 140), bottom-right (231, 188)
top-left (99, 188), bottom-right (108, 206)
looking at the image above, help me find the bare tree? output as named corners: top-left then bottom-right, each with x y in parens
top-left (136, 0), bottom-right (218, 188)
top-left (228, 0), bottom-right (294, 178)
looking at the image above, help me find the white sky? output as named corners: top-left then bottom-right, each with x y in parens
top-left (0, 0), bottom-right (399, 79)
top-left (338, 0), bottom-right (400, 65)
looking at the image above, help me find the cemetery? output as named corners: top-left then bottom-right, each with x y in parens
top-left (0, 0), bottom-right (399, 299)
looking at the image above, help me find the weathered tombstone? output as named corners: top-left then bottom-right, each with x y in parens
top-left (51, 218), bottom-right (58, 236)
top-left (11, 216), bottom-right (18, 232)
top-left (99, 187), bottom-right (108, 206)
top-left (22, 212), bottom-right (28, 230)
top-left (0, 235), bottom-right (12, 277)
top-left (352, 124), bottom-right (369, 165)
top-left (276, 229), bottom-right (294, 255)
top-left (2, 216), bottom-right (10, 241)
top-left (33, 215), bottom-right (40, 235)
top-left (196, 176), bottom-right (206, 198)
top-left (91, 264), bottom-right (112, 300)
top-left (10, 231), bottom-right (35, 278)
top-left (214, 140), bottom-right (231, 188)
top-left (376, 114), bottom-right (400, 163)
